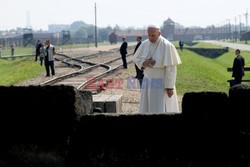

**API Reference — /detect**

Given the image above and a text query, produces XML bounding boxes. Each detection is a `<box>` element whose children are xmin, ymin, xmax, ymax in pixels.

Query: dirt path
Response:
<box><xmin>203</xmin><ymin>40</ymin><xmax>250</xmax><ymax>51</ymax></box>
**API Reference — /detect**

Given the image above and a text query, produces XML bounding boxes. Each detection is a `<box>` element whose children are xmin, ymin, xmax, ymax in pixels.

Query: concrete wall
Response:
<box><xmin>0</xmin><ymin>85</ymin><xmax>250</xmax><ymax>166</ymax></box>
<box><xmin>0</xmin><ymin>85</ymin><xmax>92</xmax><ymax>166</ymax></box>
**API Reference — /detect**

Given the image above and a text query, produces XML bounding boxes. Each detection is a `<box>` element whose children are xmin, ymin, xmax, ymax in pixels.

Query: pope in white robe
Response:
<box><xmin>133</xmin><ymin>25</ymin><xmax>182</xmax><ymax>113</ymax></box>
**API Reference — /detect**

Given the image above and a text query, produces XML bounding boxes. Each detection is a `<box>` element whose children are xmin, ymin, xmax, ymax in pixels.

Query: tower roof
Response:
<box><xmin>164</xmin><ymin>18</ymin><xmax>175</xmax><ymax>24</ymax></box>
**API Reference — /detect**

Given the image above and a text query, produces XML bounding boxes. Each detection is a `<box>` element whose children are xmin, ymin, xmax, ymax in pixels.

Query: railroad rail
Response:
<box><xmin>40</xmin><ymin>51</ymin><xmax>134</xmax><ymax>93</ymax></box>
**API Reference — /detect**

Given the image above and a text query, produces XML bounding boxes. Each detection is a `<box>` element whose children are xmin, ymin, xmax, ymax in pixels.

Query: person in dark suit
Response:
<box><xmin>120</xmin><ymin>37</ymin><xmax>128</xmax><ymax>69</ymax></box>
<box><xmin>134</xmin><ymin>36</ymin><xmax>144</xmax><ymax>87</ymax></box>
<box><xmin>232</xmin><ymin>49</ymin><xmax>245</xmax><ymax>85</ymax></box>
<box><xmin>35</xmin><ymin>40</ymin><xmax>42</xmax><ymax>61</ymax></box>
<box><xmin>179</xmin><ymin>40</ymin><xmax>184</xmax><ymax>51</ymax></box>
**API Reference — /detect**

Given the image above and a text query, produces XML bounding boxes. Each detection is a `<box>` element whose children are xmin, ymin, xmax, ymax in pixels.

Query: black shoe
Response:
<box><xmin>45</xmin><ymin>75</ymin><xmax>50</xmax><ymax>77</ymax></box>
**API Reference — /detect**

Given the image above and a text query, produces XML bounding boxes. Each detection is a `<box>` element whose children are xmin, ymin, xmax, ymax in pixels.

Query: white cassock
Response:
<box><xmin>133</xmin><ymin>35</ymin><xmax>182</xmax><ymax>113</ymax></box>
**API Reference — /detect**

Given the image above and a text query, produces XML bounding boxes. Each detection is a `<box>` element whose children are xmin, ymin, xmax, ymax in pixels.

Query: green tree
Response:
<box><xmin>70</xmin><ymin>21</ymin><xmax>89</xmax><ymax>33</ymax></box>
<box><xmin>98</xmin><ymin>28</ymin><xmax>110</xmax><ymax>42</ymax></box>
<box><xmin>73</xmin><ymin>27</ymin><xmax>88</xmax><ymax>39</ymax></box>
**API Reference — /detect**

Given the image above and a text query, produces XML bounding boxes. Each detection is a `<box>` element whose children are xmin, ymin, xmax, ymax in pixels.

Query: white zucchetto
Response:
<box><xmin>147</xmin><ymin>24</ymin><xmax>160</xmax><ymax>30</ymax></box>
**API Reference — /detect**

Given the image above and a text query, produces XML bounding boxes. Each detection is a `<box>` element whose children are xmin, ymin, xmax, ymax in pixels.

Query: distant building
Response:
<box><xmin>16</xmin><ymin>27</ymin><xmax>24</xmax><ymax>34</ymax></box>
<box><xmin>161</xmin><ymin>18</ymin><xmax>175</xmax><ymax>40</ymax></box>
<box><xmin>48</xmin><ymin>24</ymin><xmax>70</xmax><ymax>33</ymax></box>
<box><xmin>240</xmin><ymin>31</ymin><xmax>250</xmax><ymax>41</ymax></box>
<box><xmin>108</xmin><ymin>18</ymin><xmax>234</xmax><ymax>43</ymax></box>
<box><xmin>109</xmin><ymin>32</ymin><xmax>117</xmax><ymax>44</ymax></box>
<box><xmin>161</xmin><ymin>18</ymin><xmax>232</xmax><ymax>41</ymax></box>
<box><xmin>113</xmin><ymin>29</ymin><xmax>147</xmax><ymax>42</ymax></box>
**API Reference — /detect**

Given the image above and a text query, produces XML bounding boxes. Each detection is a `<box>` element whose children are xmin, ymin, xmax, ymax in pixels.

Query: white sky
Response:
<box><xmin>0</xmin><ymin>0</ymin><xmax>249</xmax><ymax>30</ymax></box>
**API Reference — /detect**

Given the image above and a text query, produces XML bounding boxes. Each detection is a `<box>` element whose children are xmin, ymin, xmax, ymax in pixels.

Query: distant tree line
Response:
<box><xmin>69</xmin><ymin>21</ymin><xmax>116</xmax><ymax>42</ymax></box>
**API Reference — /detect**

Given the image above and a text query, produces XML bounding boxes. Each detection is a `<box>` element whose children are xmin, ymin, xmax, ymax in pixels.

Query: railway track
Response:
<box><xmin>40</xmin><ymin>51</ymin><xmax>134</xmax><ymax>93</ymax></box>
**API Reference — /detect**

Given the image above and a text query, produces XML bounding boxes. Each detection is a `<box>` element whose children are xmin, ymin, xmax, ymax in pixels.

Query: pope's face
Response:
<box><xmin>148</xmin><ymin>28</ymin><xmax>160</xmax><ymax>43</ymax></box>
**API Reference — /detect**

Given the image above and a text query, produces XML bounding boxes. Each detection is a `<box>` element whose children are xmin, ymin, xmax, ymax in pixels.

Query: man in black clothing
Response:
<box><xmin>232</xmin><ymin>49</ymin><xmax>245</xmax><ymax>85</ymax></box>
<box><xmin>120</xmin><ymin>37</ymin><xmax>128</xmax><ymax>69</ymax></box>
<box><xmin>179</xmin><ymin>40</ymin><xmax>184</xmax><ymax>51</ymax></box>
<box><xmin>35</xmin><ymin>40</ymin><xmax>42</xmax><ymax>61</ymax></box>
<box><xmin>134</xmin><ymin>36</ymin><xmax>144</xmax><ymax>87</ymax></box>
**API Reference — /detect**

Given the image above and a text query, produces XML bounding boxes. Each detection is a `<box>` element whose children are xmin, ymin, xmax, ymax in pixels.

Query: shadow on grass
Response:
<box><xmin>186</xmin><ymin>47</ymin><xmax>229</xmax><ymax>58</ymax></box>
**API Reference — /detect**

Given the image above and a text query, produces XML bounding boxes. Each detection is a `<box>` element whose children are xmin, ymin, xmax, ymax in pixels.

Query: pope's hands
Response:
<box><xmin>166</xmin><ymin>89</ymin><xmax>174</xmax><ymax>98</ymax></box>
<box><xmin>142</xmin><ymin>59</ymin><xmax>156</xmax><ymax>68</ymax></box>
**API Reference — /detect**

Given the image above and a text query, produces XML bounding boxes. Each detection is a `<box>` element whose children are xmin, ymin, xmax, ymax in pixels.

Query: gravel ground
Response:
<box><xmin>15</xmin><ymin>44</ymin><xmax>182</xmax><ymax>113</ymax></box>
<box><xmin>16</xmin><ymin>60</ymin><xmax>78</xmax><ymax>86</ymax></box>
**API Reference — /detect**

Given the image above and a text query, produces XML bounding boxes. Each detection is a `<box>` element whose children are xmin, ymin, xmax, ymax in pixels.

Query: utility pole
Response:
<box><xmin>228</xmin><ymin>19</ymin><xmax>232</xmax><ymax>40</ymax></box>
<box><xmin>239</xmin><ymin>15</ymin><xmax>242</xmax><ymax>36</ymax></box>
<box><xmin>220</xmin><ymin>22</ymin><xmax>223</xmax><ymax>40</ymax></box>
<box><xmin>244</xmin><ymin>9</ymin><xmax>248</xmax><ymax>44</ymax></box>
<box><xmin>245</xmin><ymin>9</ymin><xmax>248</xmax><ymax>32</ymax></box>
<box><xmin>95</xmin><ymin>3</ymin><xmax>98</xmax><ymax>48</ymax></box>
<box><xmin>225</xmin><ymin>20</ymin><xmax>228</xmax><ymax>40</ymax></box>
<box><xmin>223</xmin><ymin>21</ymin><xmax>227</xmax><ymax>41</ymax></box>
<box><xmin>235</xmin><ymin>17</ymin><xmax>237</xmax><ymax>41</ymax></box>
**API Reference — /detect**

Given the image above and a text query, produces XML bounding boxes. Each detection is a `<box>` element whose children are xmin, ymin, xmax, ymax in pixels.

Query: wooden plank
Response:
<box><xmin>227</xmin><ymin>80</ymin><xmax>250</xmax><ymax>82</ymax></box>
<box><xmin>227</xmin><ymin>67</ymin><xmax>250</xmax><ymax>72</ymax></box>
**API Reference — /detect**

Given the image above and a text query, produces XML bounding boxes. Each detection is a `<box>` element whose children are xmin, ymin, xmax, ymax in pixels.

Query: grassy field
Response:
<box><xmin>0</xmin><ymin>42</ymin><xmax>109</xmax><ymax>57</ymax></box>
<box><xmin>0</xmin><ymin>47</ymin><xmax>35</xmax><ymax>57</ymax></box>
<box><xmin>192</xmin><ymin>42</ymin><xmax>224</xmax><ymax>48</ymax></box>
<box><xmin>176</xmin><ymin>43</ymin><xmax>250</xmax><ymax>95</ymax></box>
<box><xmin>0</xmin><ymin>56</ymin><xmax>43</xmax><ymax>86</ymax></box>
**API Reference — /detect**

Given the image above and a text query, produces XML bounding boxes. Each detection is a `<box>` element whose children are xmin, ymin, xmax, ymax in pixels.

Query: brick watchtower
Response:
<box><xmin>162</xmin><ymin>18</ymin><xmax>175</xmax><ymax>41</ymax></box>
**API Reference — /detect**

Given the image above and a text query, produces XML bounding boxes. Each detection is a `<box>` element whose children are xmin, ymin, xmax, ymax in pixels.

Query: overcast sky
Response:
<box><xmin>1</xmin><ymin>0</ymin><xmax>249</xmax><ymax>30</ymax></box>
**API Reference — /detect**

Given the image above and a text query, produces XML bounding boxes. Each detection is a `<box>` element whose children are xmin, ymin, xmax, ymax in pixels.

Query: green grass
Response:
<box><xmin>0</xmin><ymin>47</ymin><xmax>34</xmax><ymax>57</ymax></box>
<box><xmin>0</xmin><ymin>42</ymin><xmax>110</xmax><ymax>57</ymax></box>
<box><xmin>192</xmin><ymin>42</ymin><xmax>224</xmax><ymax>48</ymax></box>
<box><xmin>0</xmin><ymin>57</ymin><xmax>44</xmax><ymax>86</ymax></box>
<box><xmin>176</xmin><ymin>46</ymin><xmax>250</xmax><ymax>95</ymax></box>
<box><xmin>172</xmin><ymin>41</ymin><xmax>223</xmax><ymax>48</ymax></box>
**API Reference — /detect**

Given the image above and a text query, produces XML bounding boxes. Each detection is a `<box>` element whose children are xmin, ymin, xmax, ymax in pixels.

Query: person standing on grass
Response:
<box><xmin>44</xmin><ymin>40</ymin><xmax>56</xmax><ymax>77</ymax></box>
<box><xmin>39</xmin><ymin>42</ymin><xmax>46</xmax><ymax>66</ymax></box>
<box><xmin>232</xmin><ymin>49</ymin><xmax>245</xmax><ymax>85</ymax></box>
<box><xmin>10</xmin><ymin>42</ymin><xmax>15</xmax><ymax>57</ymax></box>
<box><xmin>35</xmin><ymin>40</ymin><xmax>42</xmax><ymax>61</ymax></box>
<box><xmin>179</xmin><ymin>40</ymin><xmax>184</xmax><ymax>51</ymax></box>
<box><xmin>133</xmin><ymin>24</ymin><xmax>182</xmax><ymax>113</ymax></box>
